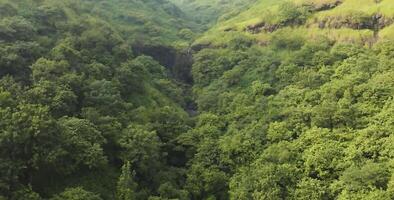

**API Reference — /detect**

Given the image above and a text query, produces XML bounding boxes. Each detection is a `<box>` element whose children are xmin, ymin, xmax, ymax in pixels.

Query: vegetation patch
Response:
<box><xmin>298</xmin><ymin>0</ymin><xmax>343</xmax><ymax>12</ymax></box>
<box><xmin>245</xmin><ymin>2</ymin><xmax>311</xmax><ymax>34</ymax></box>
<box><xmin>315</xmin><ymin>11</ymin><xmax>393</xmax><ymax>30</ymax></box>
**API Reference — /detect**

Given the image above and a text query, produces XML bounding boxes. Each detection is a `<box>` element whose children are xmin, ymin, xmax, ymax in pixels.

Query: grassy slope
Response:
<box><xmin>195</xmin><ymin>0</ymin><xmax>394</xmax><ymax>47</ymax></box>
<box><xmin>169</xmin><ymin>0</ymin><xmax>257</xmax><ymax>30</ymax></box>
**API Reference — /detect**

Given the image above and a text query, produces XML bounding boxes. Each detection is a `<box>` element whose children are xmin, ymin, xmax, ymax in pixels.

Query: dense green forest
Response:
<box><xmin>1</xmin><ymin>0</ymin><xmax>394</xmax><ymax>199</ymax></box>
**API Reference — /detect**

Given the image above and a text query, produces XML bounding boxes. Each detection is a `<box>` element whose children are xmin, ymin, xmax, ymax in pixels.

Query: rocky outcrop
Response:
<box><xmin>317</xmin><ymin>13</ymin><xmax>393</xmax><ymax>31</ymax></box>
<box><xmin>191</xmin><ymin>42</ymin><xmax>212</xmax><ymax>52</ymax></box>
<box><xmin>310</xmin><ymin>0</ymin><xmax>343</xmax><ymax>12</ymax></box>
<box><xmin>224</xmin><ymin>27</ymin><xmax>236</xmax><ymax>32</ymax></box>
<box><xmin>245</xmin><ymin>22</ymin><xmax>281</xmax><ymax>34</ymax></box>
<box><xmin>133</xmin><ymin>43</ymin><xmax>177</xmax><ymax>68</ymax></box>
<box><xmin>132</xmin><ymin>43</ymin><xmax>194</xmax><ymax>84</ymax></box>
<box><xmin>371</xmin><ymin>13</ymin><xmax>393</xmax><ymax>31</ymax></box>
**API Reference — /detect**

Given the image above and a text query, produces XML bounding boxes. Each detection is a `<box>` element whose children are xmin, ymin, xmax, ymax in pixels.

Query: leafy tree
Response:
<box><xmin>117</xmin><ymin>125</ymin><xmax>161</xmax><ymax>184</ymax></box>
<box><xmin>84</xmin><ymin>80</ymin><xmax>127</xmax><ymax>115</ymax></box>
<box><xmin>55</xmin><ymin>117</ymin><xmax>107</xmax><ymax>174</ymax></box>
<box><xmin>0</xmin><ymin>41</ymin><xmax>42</xmax><ymax>79</ymax></box>
<box><xmin>293</xmin><ymin>178</ymin><xmax>328</xmax><ymax>200</ymax></box>
<box><xmin>26</xmin><ymin>81</ymin><xmax>77</xmax><ymax>117</ymax></box>
<box><xmin>115</xmin><ymin>58</ymin><xmax>149</xmax><ymax>96</ymax></box>
<box><xmin>31</xmin><ymin>58</ymin><xmax>70</xmax><ymax>83</ymax></box>
<box><xmin>177</xmin><ymin>28</ymin><xmax>195</xmax><ymax>40</ymax></box>
<box><xmin>116</xmin><ymin>161</ymin><xmax>138</xmax><ymax>200</ymax></box>
<box><xmin>0</xmin><ymin>104</ymin><xmax>58</xmax><ymax>193</ymax></box>
<box><xmin>230</xmin><ymin>163</ymin><xmax>298</xmax><ymax>200</ymax></box>
<box><xmin>0</xmin><ymin>17</ymin><xmax>36</xmax><ymax>41</ymax></box>
<box><xmin>278</xmin><ymin>2</ymin><xmax>310</xmax><ymax>25</ymax></box>
<box><xmin>51</xmin><ymin>187</ymin><xmax>102</xmax><ymax>200</ymax></box>
<box><xmin>11</xmin><ymin>186</ymin><xmax>42</xmax><ymax>200</ymax></box>
<box><xmin>0</xmin><ymin>3</ymin><xmax>17</xmax><ymax>18</ymax></box>
<box><xmin>271</xmin><ymin>29</ymin><xmax>305</xmax><ymax>50</ymax></box>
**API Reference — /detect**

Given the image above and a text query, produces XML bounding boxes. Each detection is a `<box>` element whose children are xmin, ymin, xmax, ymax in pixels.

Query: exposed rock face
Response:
<box><xmin>191</xmin><ymin>42</ymin><xmax>212</xmax><ymax>52</ymax></box>
<box><xmin>224</xmin><ymin>27</ymin><xmax>236</xmax><ymax>32</ymax></box>
<box><xmin>318</xmin><ymin>13</ymin><xmax>393</xmax><ymax>31</ymax></box>
<box><xmin>311</xmin><ymin>0</ymin><xmax>343</xmax><ymax>12</ymax></box>
<box><xmin>372</xmin><ymin>14</ymin><xmax>393</xmax><ymax>30</ymax></box>
<box><xmin>173</xmin><ymin>50</ymin><xmax>194</xmax><ymax>84</ymax></box>
<box><xmin>245</xmin><ymin>22</ymin><xmax>281</xmax><ymax>34</ymax></box>
<box><xmin>133</xmin><ymin>44</ymin><xmax>177</xmax><ymax>68</ymax></box>
<box><xmin>132</xmin><ymin>43</ymin><xmax>193</xmax><ymax>83</ymax></box>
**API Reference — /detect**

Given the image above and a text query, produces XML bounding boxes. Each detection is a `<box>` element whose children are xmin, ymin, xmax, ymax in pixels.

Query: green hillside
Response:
<box><xmin>1</xmin><ymin>0</ymin><xmax>394</xmax><ymax>199</ymax></box>
<box><xmin>170</xmin><ymin>0</ymin><xmax>257</xmax><ymax>29</ymax></box>
<box><xmin>4</xmin><ymin>0</ymin><xmax>201</xmax><ymax>44</ymax></box>
<box><xmin>0</xmin><ymin>0</ymin><xmax>195</xmax><ymax>199</ymax></box>
<box><xmin>187</xmin><ymin>0</ymin><xmax>394</xmax><ymax>199</ymax></box>
<box><xmin>196</xmin><ymin>0</ymin><xmax>394</xmax><ymax>46</ymax></box>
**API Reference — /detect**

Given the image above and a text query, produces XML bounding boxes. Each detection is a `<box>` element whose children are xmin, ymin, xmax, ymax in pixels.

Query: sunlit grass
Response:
<box><xmin>379</xmin><ymin>24</ymin><xmax>394</xmax><ymax>40</ymax></box>
<box><xmin>194</xmin><ymin>0</ymin><xmax>394</xmax><ymax>48</ymax></box>
<box><xmin>314</xmin><ymin>0</ymin><xmax>394</xmax><ymax>20</ymax></box>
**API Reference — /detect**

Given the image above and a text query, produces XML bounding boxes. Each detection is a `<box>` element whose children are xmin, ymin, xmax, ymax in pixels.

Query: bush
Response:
<box><xmin>271</xmin><ymin>29</ymin><xmax>305</xmax><ymax>50</ymax></box>
<box><xmin>51</xmin><ymin>187</ymin><xmax>102</xmax><ymax>200</ymax></box>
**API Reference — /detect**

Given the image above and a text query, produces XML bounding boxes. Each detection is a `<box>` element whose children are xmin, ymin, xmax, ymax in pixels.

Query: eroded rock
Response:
<box><xmin>245</xmin><ymin>22</ymin><xmax>281</xmax><ymax>34</ymax></box>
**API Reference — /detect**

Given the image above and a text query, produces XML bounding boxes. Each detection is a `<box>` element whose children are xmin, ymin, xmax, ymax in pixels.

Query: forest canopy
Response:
<box><xmin>1</xmin><ymin>0</ymin><xmax>394</xmax><ymax>200</ymax></box>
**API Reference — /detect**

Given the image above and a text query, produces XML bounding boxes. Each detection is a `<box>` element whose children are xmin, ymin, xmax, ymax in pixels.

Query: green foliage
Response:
<box><xmin>0</xmin><ymin>103</ymin><xmax>58</xmax><ymax>194</ymax></box>
<box><xmin>188</xmin><ymin>29</ymin><xmax>394</xmax><ymax>200</ymax></box>
<box><xmin>293</xmin><ymin>178</ymin><xmax>327</xmax><ymax>200</ymax></box>
<box><xmin>116</xmin><ymin>162</ymin><xmax>138</xmax><ymax>200</ymax></box>
<box><xmin>51</xmin><ymin>187</ymin><xmax>102</xmax><ymax>200</ymax></box>
<box><xmin>0</xmin><ymin>0</ymin><xmax>194</xmax><ymax>199</ymax></box>
<box><xmin>118</xmin><ymin>125</ymin><xmax>161</xmax><ymax>173</ymax></box>
<box><xmin>2</xmin><ymin>0</ymin><xmax>394</xmax><ymax>200</ymax></box>
<box><xmin>11</xmin><ymin>186</ymin><xmax>42</xmax><ymax>200</ymax></box>
<box><xmin>170</xmin><ymin>0</ymin><xmax>256</xmax><ymax>29</ymax></box>
<box><xmin>278</xmin><ymin>2</ymin><xmax>310</xmax><ymax>26</ymax></box>
<box><xmin>178</xmin><ymin>28</ymin><xmax>195</xmax><ymax>40</ymax></box>
<box><xmin>271</xmin><ymin>28</ymin><xmax>305</xmax><ymax>50</ymax></box>
<box><xmin>56</xmin><ymin>117</ymin><xmax>107</xmax><ymax>174</ymax></box>
<box><xmin>0</xmin><ymin>3</ymin><xmax>16</xmax><ymax>17</ymax></box>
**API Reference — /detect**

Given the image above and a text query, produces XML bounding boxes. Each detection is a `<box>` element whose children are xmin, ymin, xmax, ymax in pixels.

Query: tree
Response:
<box><xmin>55</xmin><ymin>117</ymin><xmax>107</xmax><ymax>174</ymax></box>
<box><xmin>116</xmin><ymin>161</ymin><xmax>138</xmax><ymax>200</ymax></box>
<box><xmin>186</xmin><ymin>164</ymin><xmax>229</xmax><ymax>200</ymax></box>
<box><xmin>279</xmin><ymin>2</ymin><xmax>309</xmax><ymax>25</ymax></box>
<box><xmin>271</xmin><ymin>29</ymin><xmax>305</xmax><ymax>50</ymax></box>
<box><xmin>11</xmin><ymin>186</ymin><xmax>42</xmax><ymax>200</ymax></box>
<box><xmin>115</xmin><ymin>59</ymin><xmax>149</xmax><ymax>96</ymax></box>
<box><xmin>0</xmin><ymin>16</ymin><xmax>36</xmax><ymax>41</ymax></box>
<box><xmin>26</xmin><ymin>80</ymin><xmax>77</xmax><ymax>117</ymax></box>
<box><xmin>31</xmin><ymin>58</ymin><xmax>70</xmax><ymax>83</ymax></box>
<box><xmin>177</xmin><ymin>28</ymin><xmax>195</xmax><ymax>40</ymax></box>
<box><xmin>0</xmin><ymin>41</ymin><xmax>42</xmax><ymax>79</ymax></box>
<box><xmin>118</xmin><ymin>125</ymin><xmax>161</xmax><ymax>185</ymax></box>
<box><xmin>0</xmin><ymin>104</ymin><xmax>58</xmax><ymax>193</ymax></box>
<box><xmin>293</xmin><ymin>178</ymin><xmax>328</xmax><ymax>200</ymax></box>
<box><xmin>230</xmin><ymin>163</ymin><xmax>298</xmax><ymax>200</ymax></box>
<box><xmin>84</xmin><ymin>80</ymin><xmax>127</xmax><ymax>115</ymax></box>
<box><xmin>51</xmin><ymin>187</ymin><xmax>102</xmax><ymax>200</ymax></box>
<box><xmin>0</xmin><ymin>3</ymin><xmax>17</xmax><ymax>18</ymax></box>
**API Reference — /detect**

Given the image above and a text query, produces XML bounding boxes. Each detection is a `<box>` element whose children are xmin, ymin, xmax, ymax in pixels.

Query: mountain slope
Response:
<box><xmin>195</xmin><ymin>0</ymin><xmax>394</xmax><ymax>47</ymax></box>
<box><xmin>183</xmin><ymin>0</ymin><xmax>394</xmax><ymax>199</ymax></box>
<box><xmin>0</xmin><ymin>0</ymin><xmax>202</xmax><ymax>43</ymax></box>
<box><xmin>1</xmin><ymin>0</ymin><xmax>394</xmax><ymax>199</ymax></box>
<box><xmin>0</xmin><ymin>0</ymin><xmax>197</xmax><ymax>199</ymax></box>
<box><xmin>170</xmin><ymin>0</ymin><xmax>257</xmax><ymax>30</ymax></box>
